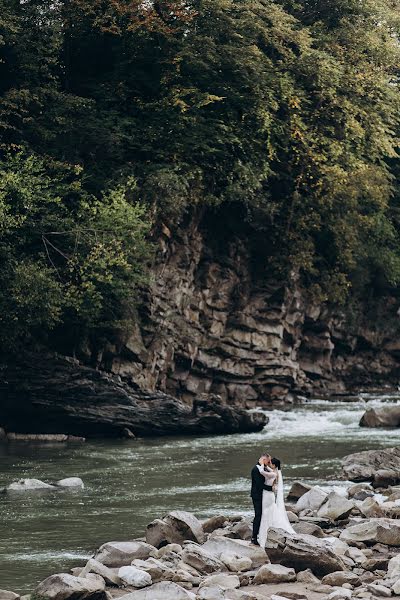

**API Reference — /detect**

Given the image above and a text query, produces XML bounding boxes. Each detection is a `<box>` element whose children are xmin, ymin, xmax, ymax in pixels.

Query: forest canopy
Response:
<box><xmin>1</xmin><ymin>0</ymin><xmax>400</xmax><ymax>349</ymax></box>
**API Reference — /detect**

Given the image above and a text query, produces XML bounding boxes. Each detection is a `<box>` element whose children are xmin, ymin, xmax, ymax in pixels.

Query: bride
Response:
<box><xmin>257</xmin><ymin>457</ymin><xmax>295</xmax><ymax>548</ymax></box>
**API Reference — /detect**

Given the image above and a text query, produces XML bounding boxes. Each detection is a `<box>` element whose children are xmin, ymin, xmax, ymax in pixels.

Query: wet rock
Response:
<box><xmin>7</xmin><ymin>478</ymin><xmax>55</xmax><ymax>491</ymax></box>
<box><xmin>295</xmin><ymin>486</ymin><xmax>328</xmax><ymax>512</ymax></box>
<box><xmin>118</xmin><ymin>566</ymin><xmax>152</xmax><ymax>588</ymax></box>
<box><xmin>94</xmin><ymin>541</ymin><xmax>155</xmax><ymax>567</ymax></box>
<box><xmin>287</xmin><ymin>482</ymin><xmax>312</xmax><ymax>501</ymax></box>
<box><xmin>342</xmin><ymin>447</ymin><xmax>400</xmax><ymax>486</ymax></box>
<box><xmin>56</xmin><ymin>478</ymin><xmax>84</xmax><ymax>489</ymax></box>
<box><xmin>360</xmin><ymin>406</ymin><xmax>400</xmax><ymax>428</ymax></box>
<box><xmin>266</xmin><ymin>529</ymin><xmax>345</xmax><ymax>576</ymax></box>
<box><xmin>340</xmin><ymin>518</ymin><xmax>400</xmax><ymax>546</ymax></box>
<box><xmin>119</xmin><ymin>581</ymin><xmax>196</xmax><ymax>599</ymax></box>
<box><xmin>322</xmin><ymin>571</ymin><xmax>360</xmax><ymax>586</ymax></box>
<box><xmin>317</xmin><ymin>492</ymin><xmax>354</xmax><ymax>521</ymax></box>
<box><xmin>181</xmin><ymin>543</ymin><xmax>225</xmax><ymax>574</ymax></box>
<box><xmin>199</xmin><ymin>573</ymin><xmax>240</xmax><ymax>590</ymax></box>
<box><xmin>203</xmin><ymin>536</ymin><xmax>268</xmax><ymax>569</ymax></box>
<box><xmin>253</xmin><ymin>564</ymin><xmax>296</xmax><ymax>584</ymax></box>
<box><xmin>79</xmin><ymin>559</ymin><xmax>121</xmax><ymax>586</ymax></box>
<box><xmin>220</xmin><ymin>553</ymin><xmax>252</xmax><ymax>572</ymax></box>
<box><xmin>35</xmin><ymin>574</ymin><xmax>106</xmax><ymax>600</ymax></box>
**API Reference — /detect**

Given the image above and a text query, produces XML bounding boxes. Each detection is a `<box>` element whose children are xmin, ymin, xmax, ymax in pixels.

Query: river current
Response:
<box><xmin>1</xmin><ymin>393</ymin><xmax>400</xmax><ymax>592</ymax></box>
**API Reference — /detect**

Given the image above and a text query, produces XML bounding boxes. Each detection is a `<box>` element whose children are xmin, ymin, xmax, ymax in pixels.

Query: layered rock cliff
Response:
<box><xmin>2</xmin><ymin>205</ymin><xmax>400</xmax><ymax>437</ymax></box>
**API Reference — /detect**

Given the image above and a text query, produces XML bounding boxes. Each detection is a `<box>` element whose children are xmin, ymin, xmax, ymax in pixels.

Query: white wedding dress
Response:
<box><xmin>258</xmin><ymin>468</ymin><xmax>295</xmax><ymax>548</ymax></box>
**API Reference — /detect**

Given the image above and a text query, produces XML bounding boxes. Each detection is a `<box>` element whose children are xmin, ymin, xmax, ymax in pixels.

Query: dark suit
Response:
<box><xmin>250</xmin><ymin>464</ymin><xmax>271</xmax><ymax>540</ymax></box>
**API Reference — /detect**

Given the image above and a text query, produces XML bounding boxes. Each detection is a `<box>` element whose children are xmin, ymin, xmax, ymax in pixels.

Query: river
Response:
<box><xmin>1</xmin><ymin>393</ymin><xmax>400</xmax><ymax>593</ymax></box>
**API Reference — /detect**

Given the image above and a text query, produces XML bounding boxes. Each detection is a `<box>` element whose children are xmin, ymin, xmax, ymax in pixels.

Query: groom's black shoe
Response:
<box><xmin>251</xmin><ymin>538</ymin><xmax>260</xmax><ymax>546</ymax></box>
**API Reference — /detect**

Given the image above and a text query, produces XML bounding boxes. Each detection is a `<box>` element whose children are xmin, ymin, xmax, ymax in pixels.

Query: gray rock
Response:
<box><xmin>0</xmin><ymin>592</ymin><xmax>20</xmax><ymax>600</ymax></box>
<box><xmin>287</xmin><ymin>482</ymin><xmax>312</xmax><ymax>501</ymax></box>
<box><xmin>360</xmin><ymin>406</ymin><xmax>400</xmax><ymax>428</ymax></box>
<box><xmin>296</xmin><ymin>569</ymin><xmax>320</xmax><ymax>584</ymax></box>
<box><xmin>118</xmin><ymin>566</ymin><xmax>152</xmax><ymax>588</ymax></box>
<box><xmin>295</xmin><ymin>486</ymin><xmax>328</xmax><ymax>512</ymax></box>
<box><xmin>317</xmin><ymin>492</ymin><xmax>354</xmax><ymax>521</ymax></box>
<box><xmin>56</xmin><ymin>478</ymin><xmax>84</xmax><ymax>489</ymax></box>
<box><xmin>253</xmin><ymin>564</ymin><xmax>296</xmax><ymax>584</ymax></box>
<box><xmin>340</xmin><ymin>518</ymin><xmax>400</xmax><ymax>546</ymax></box>
<box><xmin>94</xmin><ymin>541</ymin><xmax>155</xmax><ymax>567</ymax></box>
<box><xmin>118</xmin><ymin>581</ymin><xmax>196</xmax><ymax>599</ymax></box>
<box><xmin>197</xmin><ymin>586</ymin><xmax>225</xmax><ymax>600</ymax></box>
<box><xmin>292</xmin><ymin>521</ymin><xmax>325</xmax><ymax>538</ymax></box>
<box><xmin>322</xmin><ymin>571</ymin><xmax>360</xmax><ymax>586</ymax></box>
<box><xmin>388</xmin><ymin>554</ymin><xmax>400</xmax><ymax>579</ymax></box>
<box><xmin>327</xmin><ymin>590</ymin><xmax>352</xmax><ymax>600</ymax></box>
<box><xmin>366</xmin><ymin>583</ymin><xmax>392</xmax><ymax>597</ymax></box>
<box><xmin>202</xmin><ymin>516</ymin><xmax>228</xmax><ymax>534</ymax></box>
<box><xmin>7</xmin><ymin>478</ymin><xmax>55</xmax><ymax>491</ymax></box>
<box><xmin>220</xmin><ymin>553</ymin><xmax>252</xmax><ymax>572</ymax></box>
<box><xmin>79</xmin><ymin>559</ymin><xmax>121</xmax><ymax>586</ymax></box>
<box><xmin>342</xmin><ymin>448</ymin><xmax>400</xmax><ymax>486</ymax></box>
<box><xmin>146</xmin><ymin>511</ymin><xmax>204</xmax><ymax>547</ymax></box>
<box><xmin>203</xmin><ymin>536</ymin><xmax>268</xmax><ymax>569</ymax></box>
<box><xmin>35</xmin><ymin>574</ymin><xmax>106</xmax><ymax>600</ymax></box>
<box><xmin>199</xmin><ymin>574</ymin><xmax>240</xmax><ymax>590</ymax></box>
<box><xmin>181</xmin><ymin>543</ymin><xmax>225</xmax><ymax>574</ymax></box>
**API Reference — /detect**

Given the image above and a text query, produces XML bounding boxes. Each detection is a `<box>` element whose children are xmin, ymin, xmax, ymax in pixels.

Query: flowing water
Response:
<box><xmin>1</xmin><ymin>393</ymin><xmax>400</xmax><ymax>592</ymax></box>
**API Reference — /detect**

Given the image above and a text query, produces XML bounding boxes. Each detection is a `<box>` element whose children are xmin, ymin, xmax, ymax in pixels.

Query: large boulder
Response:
<box><xmin>360</xmin><ymin>406</ymin><xmax>400</xmax><ymax>428</ymax></box>
<box><xmin>35</xmin><ymin>574</ymin><xmax>105</xmax><ymax>600</ymax></box>
<box><xmin>295</xmin><ymin>487</ymin><xmax>328</xmax><ymax>513</ymax></box>
<box><xmin>266</xmin><ymin>529</ymin><xmax>346</xmax><ymax>576</ymax></box>
<box><xmin>287</xmin><ymin>482</ymin><xmax>312</xmax><ymax>501</ymax></box>
<box><xmin>146</xmin><ymin>511</ymin><xmax>204</xmax><ymax>547</ymax></box>
<box><xmin>7</xmin><ymin>478</ymin><xmax>55</xmax><ymax>491</ymax></box>
<box><xmin>317</xmin><ymin>492</ymin><xmax>354</xmax><ymax>521</ymax></box>
<box><xmin>341</xmin><ymin>447</ymin><xmax>400</xmax><ymax>486</ymax></box>
<box><xmin>181</xmin><ymin>543</ymin><xmax>225</xmax><ymax>574</ymax></box>
<box><xmin>94</xmin><ymin>541</ymin><xmax>154</xmax><ymax>567</ymax></box>
<box><xmin>220</xmin><ymin>553</ymin><xmax>252</xmax><ymax>572</ymax></box>
<box><xmin>119</xmin><ymin>581</ymin><xmax>196</xmax><ymax>599</ymax></box>
<box><xmin>203</xmin><ymin>536</ymin><xmax>268</xmax><ymax>569</ymax></box>
<box><xmin>339</xmin><ymin>518</ymin><xmax>400</xmax><ymax>546</ymax></box>
<box><xmin>253</xmin><ymin>564</ymin><xmax>296</xmax><ymax>584</ymax></box>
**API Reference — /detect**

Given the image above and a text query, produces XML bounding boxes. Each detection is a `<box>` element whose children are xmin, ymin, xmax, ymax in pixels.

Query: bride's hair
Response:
<box><xmin>271</xmin><ymin>457</ymin><xmax>281</xmax><ymax>470</ymax></box>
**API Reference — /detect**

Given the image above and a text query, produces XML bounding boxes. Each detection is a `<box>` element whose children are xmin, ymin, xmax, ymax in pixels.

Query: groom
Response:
<box><xmin>250</xmin><ymin>452</ymin><xmax>272</xmax><ymax>545</ymax></box>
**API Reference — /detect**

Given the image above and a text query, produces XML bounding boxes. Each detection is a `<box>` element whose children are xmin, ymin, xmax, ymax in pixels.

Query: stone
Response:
<box><xmin>56</xmin><ymin>477</ymin><xmax>84</xmax><ymax>489</ymax></box>
<box><xmin>296</xmin><ymin>569</ymin><xmax>320</xmax><ymax>584</ymax></box>
<box><xmin>79</xmin><ymin>559</ymin><xmax>121</xmax><ymax>586</ymax></box>
<box><xmin>322</xmin><ymin>571</ymin><xmax>360</xmax><ymax>586</ymax></box>
<box><xmin>130</xmin><ymin>557</ymin><xmax>173</xmax><ymax>582</ymax></box>
<box><xmin>35</xmin><ymin>574</ymin><xmax>106</xmax><ymax>600</ymax></box>
<box><xmin>359</xmin><ymin>497</ymin><xmax>383</xmax><ymax>518</ymax></box>
<box><xmin>327</xmin><ymin>590</ymin><xmax>352</xmax><ymax>600</ymax></box>
<box><xmin>342</xmin><ymin>448</ymin><xmax>400</xmax><ymax>487</ymax></box>
<box><xmin>374</xmin><ymin>470</ymin><xmax>399</xmax><ymax>488</ymax></box>
<box><xmin>388</xmin><ymin>554</ymin><xmax>400</xmax><ymax>579</ymax></box>
<box><xmin>118</xmin><ymin>566</ymin><xmax>152</xmax><ymax>588</ymax></box>
<box><xmin>228</xmin><ymin>519</ymin><xmax>252</xmax><ymax>541</ymax></box>
<box><xmin>392</xmin><ymin>579</ymin><xmax>400</xmax><ymax>594</ymax></box>
<box><xmin>199</xmin><ymin>574</ymin><xmax>240</xmax><ymax>590</ymax></box>
<box><xmin>361</xmin><ymin>556</ymin><xmax>389</xmax><ymax>571</ymax></box>
<box><xmin>203</xmin><ymin>536</ymin><xmax>268</xmax><ymax>569</ymax></box>
<box><xmin>197</xmin><ymin>586</ymin><xmax>225</xmax><ymax>600</ymax></box>
<box><xmin>295</xmin><ymin>486</ymin><xmax>328</xmax><ymax>512</ymax></box>
<box><xmin>292</xmin><ymin>521</ymin><xmax>325</xmax><ymax>538</ymax></box>
<box><xmin>253</xmin><ymin>564</ymin><xmax>296</xmax><ymax>584</ymax></box>
<box><xmin>94</xmin><ymin>541</ymin><xmax>155</xmax><ymax>567</ymax></box>
<box><xmin>202</xmin><ymin>516</ymin><xmax>228</xmax><ymax>534</ymax></box>
<box><xmin>146</xmin><ymin>511</ymin><xmax>204</xmax><ymax>547</ymax></box>
<box><xmin>181</xmin><ymin>543</ymin><xmax>225</xmax><ymax>574</ymax></box>
<box><xmin>157</xmin><ymin>543</ymin><xmax>182</xmax><ymax>557</ymax></box>
<box><xmin>340</xmin><ymin>518</ymin><xmax>400</xmax><ymax>546</ymax></box>
<box><xmin>360</xmin><ymin>406</ymin><xmax>400</xmax><ymax>428</ymax></box>
<box><xmin>0</xmin><ymin>592</ymin><xmax>20</xmax><ymax>600</ymax></box>
<box><xmin>317</xmin><ymin>492</ymin><xmax>354</xmax><ymax>521</ymax></box>
<box><xmin>287</xmin><ymin>511</ymin><xmax>299</xmax><ymax>523</ymax></box>
<box><xmin>366</xmin><ymin>583</ymin><xmax>392</xmax><ymax>597</ymax></box>
<box><xmin>266</xmin><ymin>529</ymin><xmax>345</xmax><ymax>576</ymax></box>
<box><xmin>7</xmin><ymin>478</ymin><xmax>55</xmax><ymax>491</ymax></box>
<box><xmin>287</xmin><ymin>482</ymin><xmax>312</xmax><ymax>501</ymax></box>
<box><xmin>346</xmin><ymin>547</ymin><xmax>367</xmax><ymax>564</ymax></box>
<box><xmin>325</xmin><ymin>537</ymin><xmax>350</xmax><ymax>558</ymax></box>
<box><xmin>220</xmin><ymin>553</ymin><xmax>252</xmax><ymax>572</ymax></box>
<box><xmin>118</xmin><ymin>581</ymin><xmax>196</xmax><ymax>599</ymax></box>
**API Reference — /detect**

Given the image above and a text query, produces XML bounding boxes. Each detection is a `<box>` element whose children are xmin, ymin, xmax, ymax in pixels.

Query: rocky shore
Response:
<box><xmin>0</xmin><ymin>354</ymin><xmax>267</xmax><ymax>438</ymax></box>
<box><xmin>4</xmin><ymin>447</ymin><xmax>400</xmax><ymax>600</ymax></box>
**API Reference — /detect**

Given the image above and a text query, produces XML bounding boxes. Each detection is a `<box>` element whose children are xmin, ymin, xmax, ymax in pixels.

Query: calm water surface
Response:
<box><xmin>1</xmin><ymin>394</ymin><xmax>400</xmax><ymax>592</ymax></box>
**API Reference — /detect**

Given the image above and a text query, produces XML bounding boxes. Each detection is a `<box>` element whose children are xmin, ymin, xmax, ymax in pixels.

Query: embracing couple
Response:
<box><xmin>251</xmin><ymin>452</ymin><xmax>295</xmax><ymax>547</ymax></box>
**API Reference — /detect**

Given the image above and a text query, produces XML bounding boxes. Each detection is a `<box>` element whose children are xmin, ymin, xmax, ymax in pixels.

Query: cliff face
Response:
<box><xmin>91</xmin><ymin>207</ymin><xmax>400</xmax><ymax>406</ymax></box>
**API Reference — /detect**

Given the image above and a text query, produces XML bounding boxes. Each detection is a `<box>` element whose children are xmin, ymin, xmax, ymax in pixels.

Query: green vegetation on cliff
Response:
<box><xmin>1</xmin><ymin>0</ymin><xmax>400</xmax><ymax>348</ymax></box>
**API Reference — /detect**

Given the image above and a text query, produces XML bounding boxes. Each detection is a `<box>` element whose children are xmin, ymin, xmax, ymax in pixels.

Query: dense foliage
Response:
<box><xmin>1</xmin><ymin>0</ymin><xmax>400</xmax><ymax>349</ymax></box>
